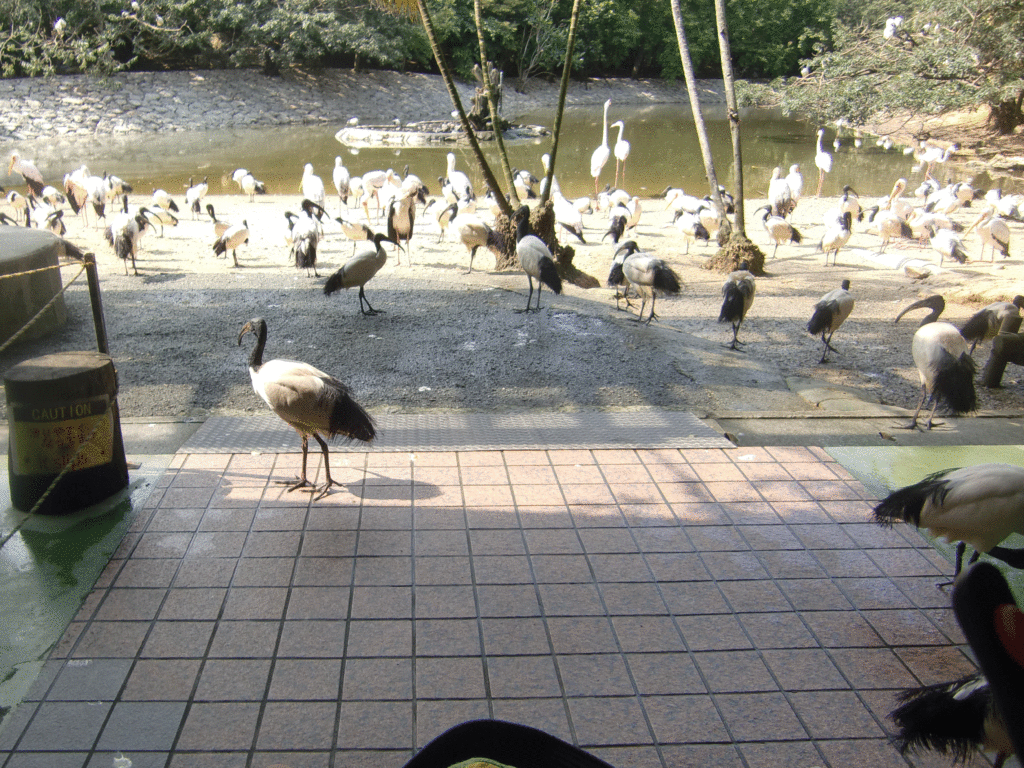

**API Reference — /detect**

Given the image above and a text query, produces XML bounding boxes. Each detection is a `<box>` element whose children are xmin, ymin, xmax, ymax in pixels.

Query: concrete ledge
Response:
<box><xmin>0</xmin><ymin>229</ymin><xmax>67</xmax><ymax>344</ymax></box>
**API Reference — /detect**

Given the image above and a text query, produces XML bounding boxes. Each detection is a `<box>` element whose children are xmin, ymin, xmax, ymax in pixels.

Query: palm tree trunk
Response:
<box><xmin>473</xmin><ymin>0</ymin><xmax>518</xmax><ymax>206</ymax></box>
<box><xmin>414</xmin><ymin>0</ymin><xmax>513</xmax><ymax>218</ymax></box>
<box><xmin>714</xmin><ymin>0</ymin><xmax>745</xmax><ymax>237</ymax></box>
<box><xmin>540</xmin><ymin>0</ymin><xmax>583</xmax><ymax>206</ymax></box>
<box><xmin>668</xmin><ymin>0</ymin><xmax>725</xmax><ymax>215</ymax></box>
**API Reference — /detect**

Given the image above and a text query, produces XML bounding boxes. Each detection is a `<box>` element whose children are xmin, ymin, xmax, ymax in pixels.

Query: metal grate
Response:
<box><xmin>180</xmin><ymin>410</ymin><xmax>731</xmax><ymax>453</ymax></box>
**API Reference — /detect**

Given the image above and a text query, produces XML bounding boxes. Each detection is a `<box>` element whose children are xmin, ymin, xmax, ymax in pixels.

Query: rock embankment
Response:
<box><xmin>0</xmin><ymin>68</ymin><xmax>724</xmax><ymax>140</ymax></box>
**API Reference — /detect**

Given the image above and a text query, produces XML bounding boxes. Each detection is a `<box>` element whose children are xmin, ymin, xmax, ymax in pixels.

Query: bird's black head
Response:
<box><xmin>1013</xmin><ymin>295</ymin><xmax>1024</xmax><ymax>310</ymax></box>
<box><xmin>841</xmin><ymin>279</ymin><xmax>851</xmax><ymax>291</ymax></box>
<box><xmin>738</xmin><ymin>260</ymin><xmax>750</xmax><ymax>271</ymax></box>
<box><xmin>842</xmin><ymin>185</ymin><xmax>858</xmax><ymax>197</ymax></box>
<box><xmin>237</xmin><ymin>317</ymin><xmax>266</xmax><ymax>346</ymax></box>
<box><xmin>614</xmin><ymin>241</ymin><xmax>640</xmax><ymax>258</ymax></box>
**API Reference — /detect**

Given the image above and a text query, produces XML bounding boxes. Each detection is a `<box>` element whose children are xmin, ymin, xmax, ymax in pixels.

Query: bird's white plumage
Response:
<box><xmin>590</xmin><ymin>100</ymin><xmax>612</xmax><ymax>193</ymax></box>
<box><xmin>301</xmin><ymin>163</ymin><xmax>326</xmax><ymax>207</ymax></box>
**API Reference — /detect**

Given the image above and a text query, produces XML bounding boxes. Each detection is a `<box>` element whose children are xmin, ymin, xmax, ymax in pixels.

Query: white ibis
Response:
<box><xmin>895</xmin><ymin>294</ymin><xmax>945</xmax><ymax>326</ymax></box>
<box><xmin>184</xmin><ymin>176</ymin><xmax>208</xmax><ymax>219</ymax></box>
<box><xmin>514</xmin><ymin>206</ymin><xmax>562</xmax><ymax>313</ymax></box>
<box><xmin>300</xmin><ymin>163</ymin><xmax>326</xmax><ymax>208</ymax></box>
<box><xmin>512</xmin><ymin>168</ymin><xmax>538</xmax><ymax>201</ymax></box>
<box><xmin>104</xmin><ymin>199</ymin><xmax>156</xmax><ymax>276</ymax></box>
<box><xmin>863</xmin><ymin>205</ymin><xmax>914</xmax><ymax>252</ymax></box>
<box><xmin>232</xmin><ymin>168</ymin><xmax>266</xmax><ymax>201</ymax></box>
<box><xmin>719</xmin><ymin>261</ymin><xmax>756</xmax><ymax>350</ymax></box>
<box><xmin>590</xmin><ymin>99</ymin><xmax>612</xmax><ymax>196</ymax></box>
<box><xmin>814</xmin><ymin>128</ymin><xmax>832</xmax><ymax>196</ymax></box>
<box><xmin>553</xmin><ymin>191</ymin><xmax>585</xmax><ymax>244</ymax></box>
<box><xmin>213</xmin><ymin>219</ymin><xmax>249</xmax><ymax>267</ymax></box>
<box><xmin>902</xmin><ymin>321</ymin><xmax>977</xmax><ymax>430</ymax></box>
<box><xmin>323</xmin><ymin>232</ymin><xmax>400</xmax><ymax>315</ymax></box>
<box><xmin>756</xmin><ymin>205</ymin><xmax>801</xmax><ymax>257</ymax></box>
<box><xmin>286</xmin><ymin>199</ymin><xmax>326</xmax><ymax>277</ymax></box>
<box><xmin>606</xmin><ymin>240</ymin><xmax>681</xmax><ymax>325</ymax></box>
<box><xmin>206</xmin><ymin>203</ymin><xmax>230</xmax><ymax>238</ymax></box>
<box><xmin>873</xmin><ymin>463</ymin><xmax>1024</xmax><ymax>577</ymax></box>
<box><xmin>767</xmin><ymin>167</ymin><xmax>793</xmax><ymax>218</ymax></box>
<box><xmin>611</xmin><ymin>120</ymin><xmax>630</xmax><ymax>189</ymax></box>
<box><xmin>151</xmin><ymin>189</ymin><xmax>178</xmax><ymax>213</ymax></box>
<box><xmin>927</xmin><ymin>225</ymin><xmax>968</xmax><ymax>265</ymax></box>
<box><xmin>673</xmin><ymin>210</ymin><xmax>710</xmax><ymax>254</ymax></box>
<box><xmin>959</xmin><ymin>297</ymin><xmax>1024</xmax><ymax>354</ymax></box>
<box><xmin>819</xmin><ymin>211</ymin><xmax>852</xmax><ymax>266</ymax></box>
<box><xmin>807</xmin><ymin>279</ymin><xmax>854</xmax><ymax>363</ymax></box>
<box><xmin>237</xmin><ymin>318</ymin><xmax>375</xmax><ymax>499</ymax></box>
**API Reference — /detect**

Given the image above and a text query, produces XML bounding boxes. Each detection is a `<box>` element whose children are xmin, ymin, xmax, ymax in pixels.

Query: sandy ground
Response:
<box><xmin>3</xmin><ymin>185</ymin><xmax>1024</xmax><ymax>425</ymax></box>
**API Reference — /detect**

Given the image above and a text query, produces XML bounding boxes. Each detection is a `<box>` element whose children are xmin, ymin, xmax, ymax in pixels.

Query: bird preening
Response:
<box><xmin>238</xmin><ymin>318</ymin><xmax>375</xmax><ymax>499</ymax></box>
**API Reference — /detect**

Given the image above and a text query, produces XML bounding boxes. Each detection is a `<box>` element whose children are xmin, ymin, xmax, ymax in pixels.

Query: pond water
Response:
<box><xmin>5</xmin><ymin>104</ymin><xmax>1004</xmax><ymax>202</ymax></box>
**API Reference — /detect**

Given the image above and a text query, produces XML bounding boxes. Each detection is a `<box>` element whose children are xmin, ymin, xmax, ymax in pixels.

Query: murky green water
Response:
<box><xmin>5</xmin><ymin>104</ymin><xmax>1014</xmax><ymax>203</ymax></box>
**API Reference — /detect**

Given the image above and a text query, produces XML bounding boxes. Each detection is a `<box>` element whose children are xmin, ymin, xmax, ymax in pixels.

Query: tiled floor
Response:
<box><xmin>0</xmin><ymin>445</ymin><xmax>999</xmax><ymax>768</ymax></box>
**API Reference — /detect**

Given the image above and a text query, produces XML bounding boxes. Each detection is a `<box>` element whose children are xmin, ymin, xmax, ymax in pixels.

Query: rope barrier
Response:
<box><xmin>0</xmin><ymin>262</ymin><xmax>68</xmax><ymax>281</ymax></box>
<box><xmin>0</xmin><ymin>262</ymin><xmax>85</xmax><ymax>356</ymax></box>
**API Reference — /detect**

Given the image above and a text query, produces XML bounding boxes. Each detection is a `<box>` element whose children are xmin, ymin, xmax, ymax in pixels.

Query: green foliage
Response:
<box><xmin>0</xmin><ymin>0</ymin><xmax>835</xmax><ymax>82</ymax></box>
<box><xmin>774</xmin><ymin>0</ymin><xmax>1024</xmax><ymax>133</ymax></box>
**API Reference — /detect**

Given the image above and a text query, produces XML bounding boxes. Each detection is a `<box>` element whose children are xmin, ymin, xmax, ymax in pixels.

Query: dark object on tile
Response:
<box><xmin>404</xmin><ymin>719</ymin><xmax>615</xmax><ymax>768</ymax></box>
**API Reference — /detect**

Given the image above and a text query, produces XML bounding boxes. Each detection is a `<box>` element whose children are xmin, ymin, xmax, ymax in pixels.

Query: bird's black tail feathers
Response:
<box><xmin>694</xmin><ymin>223</ymin><xmax>711</xmax><ymax>243</ymax></box>
<box><xmin>321</xmin><ymin>385</ymin><xmax>376</xmax><ymax>443</ymax></box>
<box><xmin>872</xmin><ymin>468</ymin><xmax>954</xmax><ymax>528</ymax></box>
<box><xmin>293</xmin><ymin>240</ymin><xmax>317</xmax><ymax>271</ymax></box>
<box><xmin>604</xmin><ymin>215</ymin><xmax>626</xmax><ymax>244</ymax></box>
<box><xmin>889</xmin><ymin>674</ymin><xmax>990</xmax><ymax>763</ymax></box>
<box><xmin>933</xmin><ymin>348</ymin><xmax>978</xmax><ymax>414</ymax></box>
<box><xmin>653</xmin><ymin>265</ymin><xmax>681</xmax><ymax>294</ymax></box>
<box><xmin>486</xmin><ymin>227</ymin><xmax>506</xmax><ymax>255</ymax></box>
<box><xmin>192</xmin><ymin>198</ymin><xmax>201</xmax><ymax>214</ymax></box>
<box><xmin>539</xmin><ymin>258</ymin><xmax>563</xmax><ymax>295</ymax></box>
<box><xmin>807</xmin><ymin>303</ymin><xmax>834</xmax><ymax>336</ymax></box>
<box><xmin>607</xmin><ymin>261</ymin><xmax>625</xmax><ymax>288</ymax></box>
<box><xmin>213</xmin><ymin>239</ymin><xmax>227</xmax><ymax>258</ymax></box>
<box><xmin>790</xmin><ymin>226</ymin><xmax>803</xmax><ymax>244</ymax></box>
<box><xmin>719</xmin><ymin>284</ymin><xmax>745</xmax><ymax>323</ymax></box>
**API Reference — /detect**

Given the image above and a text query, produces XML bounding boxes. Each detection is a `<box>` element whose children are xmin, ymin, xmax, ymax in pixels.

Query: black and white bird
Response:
<box><xmin>819</xmin><ymin>211</ymin><xmax>852</xmax><ymax>266</ymax></box>
<box><xmin>445</xmin><ymin>152</ymin><xmax>474</xmax><ymax>202</ymax></box>
<box><xmin>213</xmin><ymin>219</ymin><xmax>249</xmax><ymax>267</ymax></box>
<box><xmin>901</xmin><ymin>321</ymin><xmax>977</xmax><ymax>430</ymax></box>
<box><xmin>337</xmin><ymin>215</ymin><xmax>374</xmax><ymax>255</ymax></box>
<box><xmin>183</xmin><ymin>176</ymin><xmax>208</xmax><ymax>219</ymax></box>
<box><xmin>673</xmin><ymin>210</ymin><xmax>710</xmax><ymax>253</ymax></box>
<box><xmin>323</xmin><ymin>232</ymin><xmax>400</xmax><ymax>315</ymax></box>
<box><xmin>514</xmin><ymin>206</ymin><xmax>562</xmax><ymax>313</ymax></box>
<box><xmin>719</xmin><ymin>261</ymin><xmax>756</xmax><ymax>350</ymax></box>
<box><xmin>873</xmin><ymin>463</ymin><xmax>1024</xmax><ymax>577</ymax></box>
<box><xmin>286</xmin><ymin>199</ymin><xmax>327</xmax><ymax>277</ymax></box>
<box><xmin>606</xmin><ymin>241</ymin><xmax>681</xmax><ymax>324</ymax></box>
<box><xmin>104</xmin><ymin>198</ymin><xmax>156</xmax><ymax>276</ymax></box>
<box><xmin>959</xmin><ymin>297</ymin><xmax>1024</xmax><ymax>354</ymax></box>
<box><xmin>889</xmin><ymin>673</ymin><xmax>1014</xmax><ymax>768</ymax></box>
<box><xmin>807</xmin><ymin>279</ymin><xmax>855</xmax><ymax>363</ymax></box>
<box><xmin>151</xmin><ymin>189</ymin><xmax>179</xmax><ymax>214</ymax></box>
<box><xmin>238</xmin><ymin>318</ymin><xmax>375</xmax><ymax>499</ymax></box>
<box><xmin>928</xmin><ymin>225</ymin><xmax>969</xmax><ymax>265</ymax></box>
<box><xmin>553</xmin><ymin>191</ymin><xmax>586</xmax><ymax>244</ymax></box>
<box><xmin>863</xmin><ymin>205</ymin><xmax>914</xmax><ymax>252</ymax></box>
<box><xmin>206</xmin><ymin>203</ymin><xmax>230</xmax><ymax>238</ymax></box>
<box><xmin>232</xmin><ymin>168</ymin><xmax>267</xmax><ymax>201</ymax></box>
<box><xmin>756</xmin><ymin>205</ymin><xmax>801</xmax><ymax>257</ymax></box>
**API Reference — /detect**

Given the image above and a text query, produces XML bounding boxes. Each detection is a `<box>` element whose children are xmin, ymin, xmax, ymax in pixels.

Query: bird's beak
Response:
<box><xmin>894</xmin><ymin>295</ymin><xmax>942</xmax><ymax>323</ymax></box>
<box><xmin>237</xmin><ymin>322</ymin><xmax>253</xmax><ymax>345</ymax></box>
<box><xmin>384</xmin><ymin>236</ymin><xmax>404</xmax><ymax>252</ymax></box>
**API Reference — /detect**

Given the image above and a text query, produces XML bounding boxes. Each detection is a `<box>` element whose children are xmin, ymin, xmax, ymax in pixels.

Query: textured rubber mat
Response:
<box><xmin>180</xmin><ymin>411</ymin><xmax>731</xmax><ymax>453</ymax></box>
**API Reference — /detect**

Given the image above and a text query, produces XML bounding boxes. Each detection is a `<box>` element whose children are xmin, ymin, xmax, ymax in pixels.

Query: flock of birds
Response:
<box><xmin>5</xmin><ymin>117</ymin><xmax>1024</xmax><ymax>766</ymax></box>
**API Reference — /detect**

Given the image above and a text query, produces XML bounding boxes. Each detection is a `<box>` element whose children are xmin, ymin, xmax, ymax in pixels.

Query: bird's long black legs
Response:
<box><xmin>515</xmin><ymin>278</ymin><xmax>539</xmax><ymax>313</ymax></box>
<box><xmin>279</xmin><ymin>436</ymin><xmax>316</xmax><ymax>492</ymax></box>
<box><xmin>311</xmin><ymin>434</ymin><xmax>342</xmax><ymax>500</ymax></box>
<box><xmin>899</xmin><ymin>386</ymin><xmax>928</xmax><ymax>430</ymax></box>
<box><xmin>358</xmin><ymin>286</ymin><xmax>383</xmax><ymax>316</ymax></box>
<box><xmin>727</xmin><ymin>322</ymin><xmax>745</xmax><ymax>351</ymax></box>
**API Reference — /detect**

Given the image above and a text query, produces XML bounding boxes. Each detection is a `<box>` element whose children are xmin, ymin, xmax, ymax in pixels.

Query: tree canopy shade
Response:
<box><xmin>770</xmin><ymin>0</ymin><xmax>1024</xmax><ymax>135</ymax></box>
<box><xmin>0</xmin><ymin>0</ymin><xmax>833</xmax><ymax>81</ymax></box>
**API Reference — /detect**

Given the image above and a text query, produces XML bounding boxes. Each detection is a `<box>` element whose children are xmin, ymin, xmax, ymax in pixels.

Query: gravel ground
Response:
<box><xmin>2</xmin><ymin>189</ymin><xmax>1024</xmax><ymax>423</ymax></box>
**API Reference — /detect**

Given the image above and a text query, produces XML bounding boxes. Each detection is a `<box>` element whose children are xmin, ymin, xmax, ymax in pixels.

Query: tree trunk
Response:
<box><xmin>668</xmin><ymin>0</ymin><xmax>725</xmax><ymax>215</ymax></box>
<box><xmin>713</xmin><ymin>0</ymin><xmax>745</xmax><ymax>238</ymax></box>
<box><xmin>414</xmin><ymin>0</ymin><xmax>513</xmax><ymax>218</ymax></box>
<box><xmin>540</xmin><ymin>0</ymin><xmax>583</xmax><ymax>206</ymax></box>
<box><xmin>990</xmin><ymin>95</ymin><xmax>1024</xmax><ymax>136</ymax></box>
<box><xmin>473</xmin><ymin>0</ymin><xmax>518</xmax><ymax>205</ymax></box>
